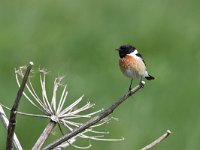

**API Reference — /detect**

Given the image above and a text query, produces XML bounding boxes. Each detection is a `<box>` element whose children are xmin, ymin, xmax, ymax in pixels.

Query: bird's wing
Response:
<box><xmin>136</xmin><ymin>53</ymin><xmax>146</xmax><ymax>66</ymax></box>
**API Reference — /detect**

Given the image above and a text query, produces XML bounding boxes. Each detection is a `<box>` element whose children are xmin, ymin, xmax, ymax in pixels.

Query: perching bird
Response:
<box><xmin>116</xmin><ymin>44</ymin><xmax>154</xmax><ymax>91</ymax></box>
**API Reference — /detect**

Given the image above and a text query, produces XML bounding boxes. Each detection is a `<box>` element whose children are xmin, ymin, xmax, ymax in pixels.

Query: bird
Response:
<box><xmin>116</xmin><ymin>44</ymin><xmax>154</xmax><ymax>91</ymax></box>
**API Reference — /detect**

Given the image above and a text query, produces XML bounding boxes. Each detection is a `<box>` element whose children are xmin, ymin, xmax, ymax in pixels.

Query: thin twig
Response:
<box><xmin>0</xmin><ymin>105</ymin><xmax>23</xmax><ymax>150</ymax></box>
<box><xmin>140</xmin><ymin>130</ymin><xmax>172</xmax><ymax>150</ymax></box>
<box><xmin>6</xmin><ymin>62</ymin><xmax>34</xmax><ymax>150</ymax></box>
<box><xmin>43</xmin><ymin>81</ymin><xmax>145</xmax><ymax>150</ymax></box>
<box><xmin>0</xmin><ymin>102</ymin><xmax>50</xmax><ymax>119</ymax></box>
<box><xmin>32</xmin><ymin>121</ymin><xmax>56</xmax><ymax>150</ymax></box>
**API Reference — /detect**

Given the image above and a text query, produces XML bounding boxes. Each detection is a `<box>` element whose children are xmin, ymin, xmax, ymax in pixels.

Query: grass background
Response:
<box><xmin>0</xmin><ymin>0</ymin><xmax>200</xmax><ymax>149</ymax></box>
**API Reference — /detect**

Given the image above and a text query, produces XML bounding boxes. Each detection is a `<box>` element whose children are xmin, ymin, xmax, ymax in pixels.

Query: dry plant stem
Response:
<box><xmin>6</xmin><ymin>62</ymin><xmax>33</xmax><ymax>150</ymax></box>
<box><xmin>32</xmin><ymin>121</ymin><xmax>56</xmax><ymax>150</ymax></box>
<box><xmin>43</xmin><ymin>82</ymin><xmax>145</xmax><ymax>150</ymax></box>
<box><xmin>141</xmin><ymin>130</ymin><xmax>172</xmax><ymax>150</ymax></box>
<box><xmin>0</xmin><ymin>105</ymin><xmax>23</xmax><ymax>150</ymax></box>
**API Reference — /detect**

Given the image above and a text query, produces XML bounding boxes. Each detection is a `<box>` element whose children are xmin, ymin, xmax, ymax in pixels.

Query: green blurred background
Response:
<box><xmin>0</xmin><ymin>0</ymin><xmax>200</xmax><ymax>149</ymax></box>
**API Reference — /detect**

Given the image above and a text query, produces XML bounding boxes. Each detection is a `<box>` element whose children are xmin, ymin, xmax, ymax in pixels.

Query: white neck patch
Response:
<box><xmin>127</xmin><ymin>49</ymin><xmax>138</xmax><ymax>56</ymax></box>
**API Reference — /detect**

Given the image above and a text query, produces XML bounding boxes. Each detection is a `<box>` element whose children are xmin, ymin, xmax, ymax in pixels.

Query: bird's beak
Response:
<box><xmin>115</xmin><ymin>48</ymin><xmax>120</xmax><ymax>51</ymax></box>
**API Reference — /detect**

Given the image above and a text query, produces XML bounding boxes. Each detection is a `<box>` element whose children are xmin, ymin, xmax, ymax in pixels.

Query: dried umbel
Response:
<box><xmin>13</xmin><ymin>66</ymin><xmax>123</xmax><ymax>149</ymax></box>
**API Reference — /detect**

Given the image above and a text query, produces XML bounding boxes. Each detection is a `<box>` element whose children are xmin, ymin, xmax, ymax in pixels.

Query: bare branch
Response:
<box><xmin>32</xmin><ymin>121</ymin><xmax>56</xmax><ymax>150</ymax></box>
<box><xmin>43</xmin><ymin>81</ymin><xmax>145</xmax><ymax>150</ymax></box>
<box><xmin>140</xmin><ymin>130</ymin><xmax>172</xmax><ymax>150</ymax></box>
<box><xmin>6</xmin><ymin>62</ymin><xmax>33</xmax><ymax>150</ymax></box>
<box><xmin>0</xmin><ymin>105</ymin><xmax>23</xmax><ymax>150</ymax></box>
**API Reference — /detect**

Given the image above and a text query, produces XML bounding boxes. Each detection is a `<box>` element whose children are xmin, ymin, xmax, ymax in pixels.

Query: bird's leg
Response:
<box><xmin>139</xmin><ymin>77</ymin><xmax>142</xmax><ymax>83</ymax></box>
<box><xmin>129</xmin><ymin>79</ymin><xmax>133</xmax><ymax>91</ymax></box>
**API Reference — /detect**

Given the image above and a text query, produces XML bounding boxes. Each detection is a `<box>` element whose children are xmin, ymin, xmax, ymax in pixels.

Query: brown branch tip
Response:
<box><xmin>141</xmin><ymin>130</ymin><xmax>172</xmax><ymax>150</ymax></box>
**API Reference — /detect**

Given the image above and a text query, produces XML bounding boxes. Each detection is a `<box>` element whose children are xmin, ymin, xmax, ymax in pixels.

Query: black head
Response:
<box><xmin>116</xmin><ymin>44</ymin><xmax>136</xmax><ymax>58</ymax></box>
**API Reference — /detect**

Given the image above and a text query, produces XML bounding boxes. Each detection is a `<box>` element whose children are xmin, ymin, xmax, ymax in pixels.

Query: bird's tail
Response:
<box><xmin>145</xmin><ymin>74</ymin><xmax>155</xmax><ymax>80</ymax></box>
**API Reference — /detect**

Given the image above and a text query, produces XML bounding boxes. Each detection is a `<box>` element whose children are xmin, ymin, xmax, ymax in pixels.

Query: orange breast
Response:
<box><xmin>119</xmin><ymin>55</ymin><xmax>146</xmax><ymax>78</ymax></box>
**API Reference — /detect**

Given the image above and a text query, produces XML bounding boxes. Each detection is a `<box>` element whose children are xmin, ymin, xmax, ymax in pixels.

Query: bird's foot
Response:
<box><xmin>140</xmin><ymin>81</ymin><xmax>145</xmax><ymax>88</ymax></box>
